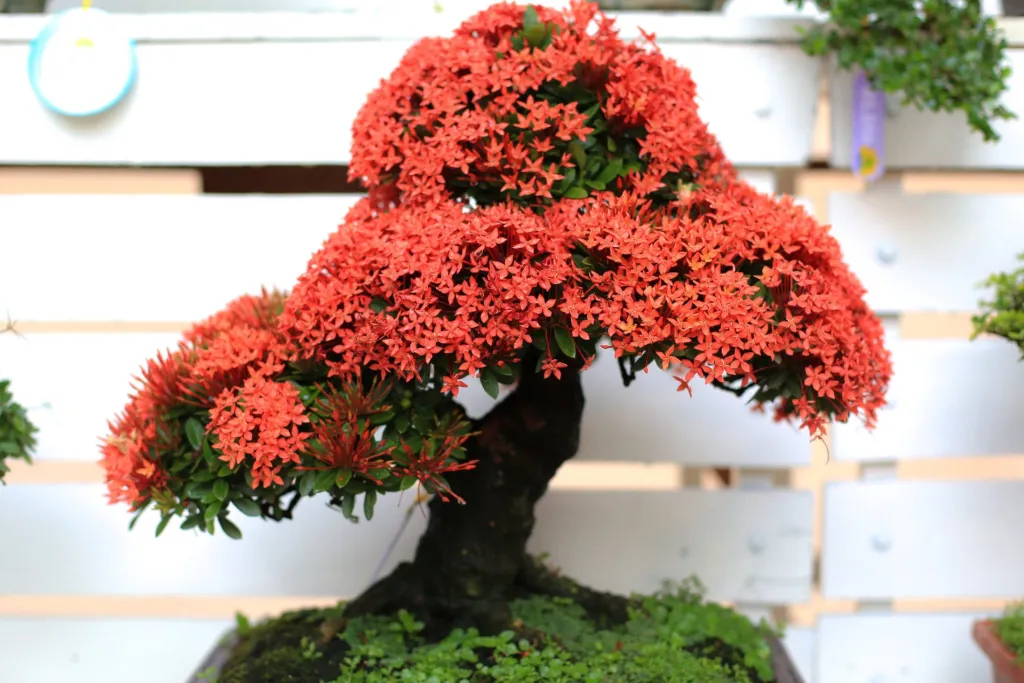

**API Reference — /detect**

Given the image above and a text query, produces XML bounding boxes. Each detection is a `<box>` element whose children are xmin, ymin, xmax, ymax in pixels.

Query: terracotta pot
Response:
<box><xmin>185</xmin><ymin>630</ymin><xmax>805</xmax><ymax>683</ymax></box>
<box><xmin>974</xmin><ymin>620</ymin><xmax>1024</xmax><ymax>683</ymax></box>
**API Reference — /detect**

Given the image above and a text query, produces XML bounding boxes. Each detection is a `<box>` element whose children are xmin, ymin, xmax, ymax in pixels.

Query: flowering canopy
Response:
<box><xmin>102</xmin><ymin>1</ymin><xmax>890</xmax><ymax>538</ymax></box>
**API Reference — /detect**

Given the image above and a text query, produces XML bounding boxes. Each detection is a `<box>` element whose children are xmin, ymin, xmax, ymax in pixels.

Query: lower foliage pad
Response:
<box><xmin>215</xmin><ymin>585</ymin><xmax>780</xmax><ymax>683</ymax></box>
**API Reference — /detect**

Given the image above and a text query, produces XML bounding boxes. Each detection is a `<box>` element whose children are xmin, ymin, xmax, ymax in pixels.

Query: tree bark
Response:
<box><xmin>343</xmin><ymin>347</ymin><xmax>626</xmax><ymax>637</ymax></box>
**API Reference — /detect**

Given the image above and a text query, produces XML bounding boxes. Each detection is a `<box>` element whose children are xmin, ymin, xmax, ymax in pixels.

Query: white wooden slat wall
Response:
<box><xmin>815</xmin><ymin>51</ymin><xmax>1024</xmax><ymax>678</ymax></box>
<box><xmin>0</xmin><ymin>13</ymin><xmax>822</xmax><ymax>167</ymax></box>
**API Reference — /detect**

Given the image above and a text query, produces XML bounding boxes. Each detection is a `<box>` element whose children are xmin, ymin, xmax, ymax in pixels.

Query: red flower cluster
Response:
<box><xmin>101</xmin><ymin>291</ymin><xmax>289</xmax><ymax>508</ymax></box>
<box><xmin>350</xmin><ymin>0</ymin><xmax>734</xmax><ymax>209</ymax></box>
<box><xmin>102</xmin><ymin>0</ymin><xmax>891</xmax><ymax>534</ymax></box>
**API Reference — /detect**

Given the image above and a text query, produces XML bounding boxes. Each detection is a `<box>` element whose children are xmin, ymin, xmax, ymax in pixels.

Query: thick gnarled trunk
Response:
<box><xmin>344</xmin><ymin>349</ymin><xmax>625</xmax><ymax>636</ymax></box>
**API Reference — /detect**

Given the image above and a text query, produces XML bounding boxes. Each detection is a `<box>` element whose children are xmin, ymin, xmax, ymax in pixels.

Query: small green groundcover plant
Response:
<box><xmin>973</xmin><ymin>252</ymin><xmax>1024</xmax><ymax>355</ymax></box>
<box><xmin>207</xmin><ymin>579</ymin><xmax>779</xmax><ymax>683</ymax></box>
<box><xmin>996</xmin><ymin>602</ymin><xmax>1024</xmax><ymax>663</ymax></box>
<box><xmin>0</xmin><ymin>324</ymin><xmax>37</xmax><ymax>483</ymax></box>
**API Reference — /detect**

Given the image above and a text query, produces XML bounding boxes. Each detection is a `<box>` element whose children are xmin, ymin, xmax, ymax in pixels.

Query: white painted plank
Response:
<box><xmin>661</xmin><ymin>43</ymin><xmax>821</xmax><ymax>167</ymax></box>
<box><xmin>0</xmin><ymin>11</ymin><xmax>812</xmax><ymax>44</ymax></box>
<box><xmin>43</xmin><ymin>0</ymin><xmax>512</xmax><ymax>11</ymax></box>
<box><xmin>783</xmin><ymin>627</ymin><xmax>817</xmax><ymax>683</ymax></box>
<box><xmin>2</xmin><ymin>332</ymin><xmax>811</xmax><ymax>467</ymax></box>
<box><xmin>830</xmin><ymin>48</ymin><xmax>1024</xmax><ymax>170</ymax></box>
<box><xmin>0</xmin><ymin>333</ymin><xmax>184</xmax><ymax>462</ymax></box>
<box><xmin>0</xmin><ymin>194</ymin><xmax>360</xmax><ymax>322</ymax></box>
<box><xmin>0</xmin><ymin>483</ymin><xmax>425</xmax><ymax>598</ymax></box>
<box><xmin>826</xmin><ymin>181</ymin><xmax>1024</xmax><ymax>314</ymax></box>
<box><xmin>736</xmin><ymin>169</ymin><xmax>778</xmax><ymax>195</ymax></box>
<box><xmin>0</xmin><ymin>41</ymin><xmax>406</xmax><ymax>166</ymax></box>
<box><xmin>575</xmin><ymin>351</ymin><xmax>812</xmax><ymax>466</ymax></box>
<box><xmin>532</xmin><ymin>490</ymin><xmax>812</xmax><ymax>604</ymax></box>
<box><xmin>0</xmin><ymin>617</ymin><xmax>231</xmax><ymax>683</ymax></box>
<box><xmin>817</xmin><ymin>613</ymin><xmax>999</xmax><ymax>683</ymax></box>
<box><xmin>832</xmin><ymin>339</ymin><xmax>1024</xmax><ymax>461</ymax></box>
<box><xmin>0</xmin><ymin>484</ymin><xmax>810</xmax><ymax>604</ymax></box>
<box><xmin>823</xmin><ymin>481</ymin><xmax>1024</xmax><ymax>600</ymax></box>
<box><xmin>0</xmin><ymin>25</ymin><xmax>818</xmax><ymax>166</ymax></box>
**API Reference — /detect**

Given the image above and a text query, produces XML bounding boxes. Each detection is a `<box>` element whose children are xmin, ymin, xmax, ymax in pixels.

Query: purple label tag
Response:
<box><xmin>851</xmin><ymin>71</ymin><xmax>886</xmax><ymax>182</ymax></box>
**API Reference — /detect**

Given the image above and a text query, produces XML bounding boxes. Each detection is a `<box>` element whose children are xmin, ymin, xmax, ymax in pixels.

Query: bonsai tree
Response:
<box><xmin>101</xmin><ymin>2</ymin><xmax>891</xmax><ymax>680</ymax></box>
<box><xmin>0</xmin><ymin>323</ymin><xmax>37</xmax><ymax>483</ymax></box>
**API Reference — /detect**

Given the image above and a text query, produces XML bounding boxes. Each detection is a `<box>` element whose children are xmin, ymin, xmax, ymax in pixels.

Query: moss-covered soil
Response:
<box><xmin>211</xmin><ymin>584</ymin><xmax>780</xmax><ymax>683</ymax></box>
<box><xmin>997</xmin><ymin>602</ymin><xmax>1024</xmax><ymax>663</ymax></box>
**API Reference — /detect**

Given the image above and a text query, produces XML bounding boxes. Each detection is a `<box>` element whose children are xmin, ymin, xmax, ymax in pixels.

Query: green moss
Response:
<box><xmin>997</xmin><ymin>602</ymin><xmax>1024</xmax><ymax>662</ymax></box>
<box><xmin>218</xmin><ymin>584</ymin><xmax>779</xmax><ymax>683</ymax></box>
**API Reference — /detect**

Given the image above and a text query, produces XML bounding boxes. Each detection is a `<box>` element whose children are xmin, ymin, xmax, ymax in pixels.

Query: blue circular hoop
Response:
<box><xmin>27</xmin><ymin>8</ymin><xmax>138</xmax><ymax>118</ymax></box>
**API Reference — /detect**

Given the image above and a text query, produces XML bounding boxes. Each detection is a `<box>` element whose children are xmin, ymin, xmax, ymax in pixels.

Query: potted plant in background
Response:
<box><xmin>974</xmin><ymin>602</ymin><xmax>1024</xmax><ymax>683</ymax></box>
<box><xmin>98</xmin><ymin>3</ymin><xmax>891</xmax><ymax>681</ymax></box>
<box><xmin>972</xmin><ymin>255</ymin><xmax>1024</xmax><ymax>682</ymax></box>
<box><xmin>0</xmin><ymin>323</ymin><xmax>37</xmax><ymax>484</ymax></box>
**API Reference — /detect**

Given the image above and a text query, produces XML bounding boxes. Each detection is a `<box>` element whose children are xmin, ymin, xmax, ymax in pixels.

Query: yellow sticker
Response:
<box><xmin>857</xmin><ymin>146</ymin><xmax>878</xmax><ymax>178</ymax></box>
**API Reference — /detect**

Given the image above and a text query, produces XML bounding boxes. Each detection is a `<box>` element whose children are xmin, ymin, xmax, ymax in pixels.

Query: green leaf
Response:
<box><xmin>522</xmin><ymin>4</ymin><xmax>539</xmax><ymax>29</ymax></box>
<box><xmin>233</xmin><ymin>498</ymin><xmax>261</xmax><ymax>517</ymax></box>
<box><xmin>180</xmin><ymin>515</ymin><xmax>204</xmax><ymax>530</ymax></box>
<box><xmin>480</xmin><ymin>369</ymin><xmax>500</xmax><ymax>399</ymax></box>
<box><xmin>400</xmin><ymin>476</ymin><xmax>418</xmax><ymax>491</ymax></box>
<box><xmin>369</xmin><ymin>410</ymin><xmax>395</xmax><ymax>426</ymax></box>
<box><xmin>213</xmin><ymin>480</ymin><xmax>230</xmax><ymax>501</ymax></box>
<box><xmin>523</xmin><ymin>23</ymin><xmax>547</xmax><ymax>48</ymax></box>
<box><xmin>219</xmin><ymin>516</ymin><xmax>243</xmax><ymax>540</ymax></box>
<box><xmin>337</xmin><ymin>469</ymin><xmax>354</xmax><ymax>488</ymax></box>
<box><xmin>341</xmin><ymin>494</ymin><xmax>357</xmax><ymax>521</ymax></box>
<box><xmin>394</xmin><ymin>413</ymin><xmax>411</xmax><ymax>434</ymax></box>
<box><xmin>184</xmin><ymin>418</ymin><xmax>205</xmax><ymax>451</ymax></box>
<box><xmin>564</xmin><ymin>186</ymin><xmax>588</xmax><ymax>199</ymax></box>
<box><xmin>204</xmin><ymin>501</ymin><xmax>223</xmax><ymax>523</ymax></box>
<box><xmin>128</xmin><ymin>499</ymin><xmax>152</xmax><ymax>531</ymax></box>
<box><xmin>596</xmin><ymin>158</ymin><xmax>624</xmax><ymax>184</ymax></box>
<box><xmin>314</xmin><ymin>470</ymin><xmax>338</xmax><ymax>493</ymax></box>
<box><xmin>298</xmin><ymin>470</ymin><xmax>317</xmax><ymax>497</ymax></box>
<box><xmin>185</xmin><ymin>481</ymin><xmax>214</xmax><ymax>500</ymax></box>
<box><xmin>568</xmin><ymin>140</ymin><xmax>587</xmax><ymax>168</ymax></box>
<box><xmin>363</xmin><ymin>490</ymin><xmax>378</xmax><ymax>521</ymax></box>
<box><xmin>553</xmin><ymin>327</ymin><xmax>577</xmax><ymax>359</ymax></box>
<box><xmin>155</xmin><ymin>515</ymin><xmax>172</xmax><ymax>538</ymax></box>
<box><xmin>369</xmin><ymin>298</ymin><xmax>388</xmax><ymax>314</ymax></box>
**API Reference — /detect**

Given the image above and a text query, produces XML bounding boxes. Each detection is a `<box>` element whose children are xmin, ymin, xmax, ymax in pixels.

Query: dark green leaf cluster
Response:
<box><xmin>137</xmin><ymin>367</ymin><xmax>471</xmax><ymax>541</ymax></box>
<box><xmin>0</xmin><ymin>377</ymin><xmax>37</xmax><ymax>484</ymax></box>
<box><xmin>217</xmin><ymin>582</ymin><xmax>780</xmax><ymax>683</ymax></box>
<box><xmin>790</xmin><ymin>0</ymin><xmax>1014</xmax><ymax>141</ymax></box>
<box><xmin>972</xmin><ymin>252</ymin><xmax>1024</xmax><ymax>356</ymax></box>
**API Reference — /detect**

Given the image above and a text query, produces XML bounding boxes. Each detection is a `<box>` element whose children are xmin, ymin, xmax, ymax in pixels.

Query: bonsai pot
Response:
<box><xmin>185</xmin><ymin>628</ymin><xmax>807</xmax><ymax>683</ymax></box>
<box><xmin>974</xmin><ymin>620</ymin><xmax>1024</xmax><ymax>683</ymax></box>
